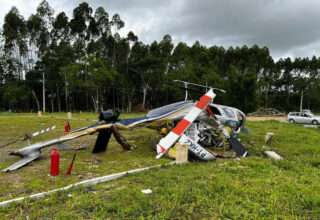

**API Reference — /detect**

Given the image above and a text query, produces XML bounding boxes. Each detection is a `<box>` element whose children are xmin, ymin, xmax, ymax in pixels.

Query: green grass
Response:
<box><xmin>0</xmin><ymin>113</ymin><xmax>320</xmax><ymax>219</ymax></box>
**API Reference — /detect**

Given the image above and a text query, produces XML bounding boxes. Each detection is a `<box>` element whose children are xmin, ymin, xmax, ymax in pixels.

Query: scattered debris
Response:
<box><xmin>265</xmin><ymin>132</ymin><xmax>274</xmax><ymax>144</ymax></box>
<box><xmin>67</xmin><ymin>194</ymin><xmax>73</xmax><ymax>198</ymax></box>
<box><xmin>141</xmin><ymin>189</ymin><xmax>152</xmax><ymax>194</ymax></box>
<box><xmin>58</xmin><ymin>144</ymin><xmax>88</xmax><ymax>151</ymax></box>
<box><xmin>67</xmin><ymin>112</ymin><xmax>72</xmax><ymax>119</ymax></box>
<box><xmin>304</xmin><ymin>125</ymin><xmax>319</xmax><ymax>129</ymax></box>
<box><xmin>248</xmin><ymin>108</ymin><xmax>285</xmax><ymax>116</ymax></box>
<box><xmin>75</xmin><ymin>144</ymin><xmax>89</xmax><ymax>150</ymax></box>
<box><xmin>264</xmin><ymin>151</ymin><xmax>283</xmax><ymax>160</ymax></box>
<box><xmin>102</xmin><ymin>185</ymin><xmax>115</xmax><ymax>189</ymax></box>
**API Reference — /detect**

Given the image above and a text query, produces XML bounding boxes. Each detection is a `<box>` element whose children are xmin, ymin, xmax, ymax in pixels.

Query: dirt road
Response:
<box><xmin>246</xmin><ymin>116</ymin><xmax>286</xmax><ymax>121</ymax></box>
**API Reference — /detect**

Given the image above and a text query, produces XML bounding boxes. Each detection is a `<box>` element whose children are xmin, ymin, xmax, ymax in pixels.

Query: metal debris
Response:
<box><xmin>264</xmin><ymin>151</ymin><xmax>283</xmax><ymax>160</ymax></box>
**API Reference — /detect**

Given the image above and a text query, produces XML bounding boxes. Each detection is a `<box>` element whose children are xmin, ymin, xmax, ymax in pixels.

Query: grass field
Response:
<box><xmin>0</xmin><ymin>112</ymin><xmax>319</xmax><ymax>219</ymax></box>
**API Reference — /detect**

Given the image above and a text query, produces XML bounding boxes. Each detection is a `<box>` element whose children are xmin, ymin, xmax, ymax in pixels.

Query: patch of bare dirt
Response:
<box><xmin>247</xmin><ymin>116</ymin><xmax>286</xmax><ymax>121</ymax></box>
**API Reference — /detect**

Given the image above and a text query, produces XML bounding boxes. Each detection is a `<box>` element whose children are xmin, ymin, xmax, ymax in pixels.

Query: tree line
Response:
<box><xmin>0</xmin><ymin>1</ymin><xmax>319</xmax><ymax>114</ymax></box>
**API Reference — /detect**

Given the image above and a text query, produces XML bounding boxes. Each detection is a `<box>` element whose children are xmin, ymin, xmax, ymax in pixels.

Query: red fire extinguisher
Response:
<box><xmin>51</xmin><ymin>148</ymin><xmax>59</xmax><ymax>176</ymax></box>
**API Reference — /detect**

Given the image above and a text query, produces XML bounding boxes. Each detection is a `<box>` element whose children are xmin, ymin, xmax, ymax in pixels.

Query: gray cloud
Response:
<box><xmin>0</xmin><ymin>0</ymin><xmax>319</xmax><ymax>59</ymax></box>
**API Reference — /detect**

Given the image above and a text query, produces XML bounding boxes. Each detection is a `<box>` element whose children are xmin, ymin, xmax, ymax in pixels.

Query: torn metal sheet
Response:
<box><xmin>264</xmin><ymin>151</ymin><xmax>283</xmax><ymax>160</ymax></box>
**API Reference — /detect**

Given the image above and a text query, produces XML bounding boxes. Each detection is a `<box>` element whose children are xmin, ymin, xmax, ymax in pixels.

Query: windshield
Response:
<box><xmin>223</xmin><ymin>108</ymin><xmax>235</xmax><ymax>118</ymax></box>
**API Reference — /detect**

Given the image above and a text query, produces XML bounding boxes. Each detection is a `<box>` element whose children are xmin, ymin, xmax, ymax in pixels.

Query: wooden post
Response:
<box><xmin>175</xmin><ymin>143</ymin><xmax>188</xmax><ymax>164</ymax></box>
<box><xmin>265</xmin><ymin>132</ymin><xmax>274</xmax><ymax>144</ymax></box>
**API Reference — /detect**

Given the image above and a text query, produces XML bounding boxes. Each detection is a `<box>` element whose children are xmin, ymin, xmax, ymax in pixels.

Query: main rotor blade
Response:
<box><xmin>174</xmin><ymin>80</ymin><xmax>226</xmax><ymax>93</ymax></box>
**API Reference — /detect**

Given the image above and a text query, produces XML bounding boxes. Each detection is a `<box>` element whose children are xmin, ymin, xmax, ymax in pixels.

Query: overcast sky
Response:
<box><xmin>1</xmin><ymin>0</ymin><xmax>320</xmax><ymax>60</ymax></box>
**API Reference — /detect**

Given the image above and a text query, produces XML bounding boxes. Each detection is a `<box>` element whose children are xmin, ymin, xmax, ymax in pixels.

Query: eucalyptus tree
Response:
<box><xmin>113</xmin><ymin>31</ymin><xmax>138</xmax><ymax>112</ymax></box>
<box><xmin>69</xmin><ymin>2</ymin><xmax>93</xmax><ymax>61</ymax></box>
<box><xmin>51</xmin><ymin>12</ymin><xmax>70</xmax><ymax>46</ymax></box>
<box><xmin>63</xmin><ymin>55</ymin><xmax>115</xmax><ymax>112</ymax></box>
<box><xmin>92</xmin><ymin>7</ymin><xmax>110</xmax><ymax>58</ymax></box>
<box><xmin>2</xmin><ymin>7</ymin><xmax>27</xmax><ymax>80</ymax></box>
<box><xmin>26</xmin><ymin>0</ymin><xmax>55</xmax><ymax>112</ymax></box>
<box><xmin>110</xmin><ymin>13</ymin><xmax>124</xmax><ymax>67</ymax></box>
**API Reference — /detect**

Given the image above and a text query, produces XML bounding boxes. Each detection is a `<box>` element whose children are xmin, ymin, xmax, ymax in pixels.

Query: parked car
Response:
<box><xmin>286</xmin><ymin>111</ymin><xmax>320</xmax><ymax>125</ymax></box>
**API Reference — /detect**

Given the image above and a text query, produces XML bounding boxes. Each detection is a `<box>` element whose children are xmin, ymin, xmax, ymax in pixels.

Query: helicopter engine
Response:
<box><xmin>185</xmin><ymin>120</ymin><xmax>225</xmax><ymax>148</ymax></box>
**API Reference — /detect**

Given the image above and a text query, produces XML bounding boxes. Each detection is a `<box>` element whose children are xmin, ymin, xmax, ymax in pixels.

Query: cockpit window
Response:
<box><xmin>236</xmin><ymin>112</ymin><xmax>243</xmax><ymax>121</ymax></box>
<box><xmin>209</xmin><ymin>106</ymin><xmax>221</xmax><ymax>115</ymax></box>
<box><xmin>223</xmin><ymin>108</ymin><xmax>235</xmax><ymax>118</ymax></box>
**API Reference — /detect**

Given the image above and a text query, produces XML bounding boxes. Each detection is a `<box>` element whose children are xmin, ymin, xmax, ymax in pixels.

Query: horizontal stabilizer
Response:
<box><xmin>228</xmin><ymin>137</ymin><xmax>249</xmax><ymax>157</ymax></box>
<box><xmin>3</xmin><ymin>151</ymin><xmax>41</xmax><ymax>172</ymax></box>
<box><xmin>222</xmin><ymin>127</ymin><xmax>248</xmax><ymax>157</ymax></box>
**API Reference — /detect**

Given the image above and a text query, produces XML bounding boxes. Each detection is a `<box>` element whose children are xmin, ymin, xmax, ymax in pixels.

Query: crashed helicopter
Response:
<box><xmin>2</xmin><ymin>80</ymin><xmax>250</xmax><ymax>172</ymax></box>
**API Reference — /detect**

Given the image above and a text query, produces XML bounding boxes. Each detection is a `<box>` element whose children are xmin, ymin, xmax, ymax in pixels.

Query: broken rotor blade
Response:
<box><xmin>0</xmin><ymin>126</ymin><xmax>57</xmax><ymax>148</ymax></box>
<box><xmin>3</xmin><ymin>122</ymin><xmax>130</xmax><ymax>171</ymax></box>
<box><xmin>30</xmin><ymin>125</ymin><xmax>56</xmax><ymax>139</ymax></box>
<box><xmin>156</xmin><ymin>89</ymin><xmax>216</xmax><ymax>158</ymax></box>
<box><xmin>11</xmin><ymin>124</ymin><xmax>117</xmax><ymax>158</ymax></box>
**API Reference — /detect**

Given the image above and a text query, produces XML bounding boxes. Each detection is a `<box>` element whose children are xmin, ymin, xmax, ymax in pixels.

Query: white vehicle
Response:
<box><xmin>286</xmin><ymin>111</ymin><xmax>320</xmax><ymax>125</ymax></box>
